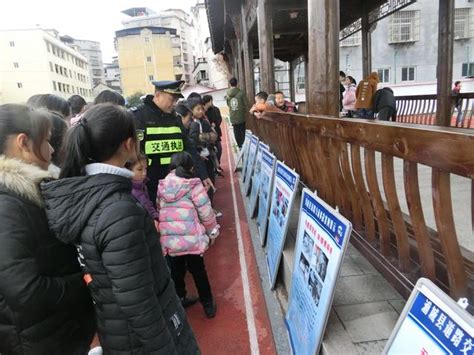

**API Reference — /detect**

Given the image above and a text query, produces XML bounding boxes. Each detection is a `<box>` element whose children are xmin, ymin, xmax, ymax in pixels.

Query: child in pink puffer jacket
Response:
<box><xmin>157</xmin><ymin>152</ymin><xmax>219</xmax><ymax>318</ymax></box>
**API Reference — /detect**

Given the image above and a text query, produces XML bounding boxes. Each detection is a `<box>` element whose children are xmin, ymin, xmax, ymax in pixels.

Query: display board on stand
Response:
<box><xmin>249</xmin><ymin>141</ymin><xmax>269</xmax><ymax>217</ymax></box>
<box><xmin>285</xmin><ymin>188</ymin><xmax>352</xmax><ymax>355</ymax></box>
<box><xmin>235</xmin><ymin>130</ymin><xmax>252</xmax><ymax>172</ymax></box>
<box><xmin>265</xmin><ymin>161</ymin><xmax>300</xmax><ymax>289</ymax></box>
<box><xmin>257</xmin><ymin>147</ymin><xmax>277</xmax><ymax>246</ymax></box>
<box><xmin>242</xmin><ymin>135</ymin><xmax>259</xmax><ymax>195</ymax></box>
<box><xmin>383</xmin><ymin>278</ymin><xmax>473</xmax><ymax>355</ymax></box>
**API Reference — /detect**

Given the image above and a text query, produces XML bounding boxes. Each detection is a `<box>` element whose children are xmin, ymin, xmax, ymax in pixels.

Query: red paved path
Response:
<box><xmin>184</xmin><ymin>122</ymin><xmax>276</xmax><ymax>354</ymax></box>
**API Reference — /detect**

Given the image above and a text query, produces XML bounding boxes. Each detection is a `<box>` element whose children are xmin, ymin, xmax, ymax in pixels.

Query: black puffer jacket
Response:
<box><xmin>41</xmin><ymin>173</ymin><xmax>199</xmax><ymax>355</ymax></box>
<box><xmin>0</xmin><ymin>156</ymin><xmax>95</xmax><ymax>355</ymax></box>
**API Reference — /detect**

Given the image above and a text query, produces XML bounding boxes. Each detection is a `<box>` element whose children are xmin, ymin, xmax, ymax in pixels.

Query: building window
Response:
<box><xmin>9</xmin><ymin>41</ymin><xmax>15</xmax><ymax>47</ymax></box>
<box><xmin>50</xmin><ymin>62</ymin><xmax>53</xmax><ymax>72</ymax></box>
<box><xmin>173</xmin><ymin>55</ymin><xmax>182</xmax><ymax>66</ymax></box>
<box><xmin>340</xmin><ymin>31</ymin><xmax>361</xmax><ymax>47</ymax></box>
<box><xmin>144</xmin><ymin>36</ymin><xmax>150</xmax><ymax>43</ymax></box>
<box><xmin>149</xmin><ymin>75</ymin><xmax>154</xmax><ymax>80</ymax></box>
<box><xmin>46</xmin><ymin>41</ymin><xmax>50</xmax><ymax>52</ymax></box>
<box><xmin>53</xmin><ymin>81</ymin><xmax>57</xmax><ymax>91</ymax></box>
<box><xmin>401</xmin><ymin>66</ymin><xmax>416</xmax><ymax>82</ymax></box>
<box><xmin>378</xmin><ymin>68</ymin><xmax>390</xmax><ymax>83</ymax></box>
<box><xmin>13</xmin><ymin>62</ymin><xmax>19</xmax><ymax>68</ymax></box>
<box><xmin>17</xmin><ymin>82</ymin><xmax>22</xmax><ymax>88</ymax></box>
<box><xmin>454</xmin><ymin>8</ymin><xmax>473</xmax><ymax>39</ymax></box>
<box><xmin>389</xmin><ymin>10</ymin><xmax>420</xmax><ymax>43</ymax></box>
<box><xmin>462</xmin><ymin>62</ymin><xmax>474</xmax><ymax>77</ymax></box>
<box><xmin>147</xmin><ymin>56</ymin><xmax>152</xmax><ymax>62</ymax></box>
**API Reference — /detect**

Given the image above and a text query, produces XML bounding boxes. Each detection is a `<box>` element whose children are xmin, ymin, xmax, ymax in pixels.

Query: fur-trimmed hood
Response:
<box><xmin>0</xmin><ymin>155</ymin><xmax>52</xmax><ymax>207</ymax></box>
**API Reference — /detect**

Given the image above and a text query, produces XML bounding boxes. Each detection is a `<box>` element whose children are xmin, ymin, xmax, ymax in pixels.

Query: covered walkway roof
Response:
<box><xmin>206</xmin><ymin>0</ymin><xmax>387</xmax><ymax>61</ymax></box>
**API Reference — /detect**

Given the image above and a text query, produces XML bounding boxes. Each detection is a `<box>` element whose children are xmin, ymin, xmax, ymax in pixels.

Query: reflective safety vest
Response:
<box><xmin>143</xmin><ymin>125</ymin><xmax>184</xmax><ymax>166</ymax></box>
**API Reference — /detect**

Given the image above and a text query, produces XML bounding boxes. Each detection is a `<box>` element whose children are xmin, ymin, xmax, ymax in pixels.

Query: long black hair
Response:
<box><xmin>170</xmin><ymin>152</ymin><xmax>194</xmax><ymax>179</ymax></box>
<box><xmin>0</xmin><ymin>104</ymin><xmax>51</xmax><ymax>160</ymax></box>
<box><xmin>60</xmin><ymin>104</ymin><xmax>137</xmax><ymax>178</ymax></box>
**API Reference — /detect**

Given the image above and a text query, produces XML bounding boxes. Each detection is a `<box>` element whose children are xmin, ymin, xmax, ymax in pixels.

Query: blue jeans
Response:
<box><xmin>356</xmin><ymin>108</ymin><xmax>374</xmax><ymax>119</ymax></box>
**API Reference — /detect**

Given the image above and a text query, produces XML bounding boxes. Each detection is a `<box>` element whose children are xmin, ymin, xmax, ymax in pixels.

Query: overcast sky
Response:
<box><xmin>0</xmin><ymin>0</ymin><xmax>198</xmax><ymax>62</ymax></box>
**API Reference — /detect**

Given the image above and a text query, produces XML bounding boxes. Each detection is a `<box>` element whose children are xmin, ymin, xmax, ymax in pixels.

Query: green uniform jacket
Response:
<box><xmin>226</xmin><ymin>87</ymin><xmax>248</xmax><ymax>125</ymax></box>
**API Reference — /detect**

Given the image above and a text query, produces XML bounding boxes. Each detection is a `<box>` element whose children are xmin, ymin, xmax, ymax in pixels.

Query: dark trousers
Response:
<box><xmin>356</xmin><ymin>108</ymin><xmax>375</xmax><ymax>119</ymax></box>
<box><xmin>377</xmin><ymin>107</ymin><xmax>397</xmax><ymax>121</ymax></box>
<box><xmin>205</xmin><ymin>156</ymin><xmax>216</xmax><ymax>203</ymax></box>
<box><xmin>233</xmin><ymin>123</ymin><xmax>246</xmax><ymax>148</ymax></box>
<box><xmin>216</xmin><ymin>141</ymin><xmax>222</xmax><ymax>163</ymax></box>
<box><xmin>168</xmin><ymin>254</ymin><xmax>213</xmax><ymax>304</ymax></box>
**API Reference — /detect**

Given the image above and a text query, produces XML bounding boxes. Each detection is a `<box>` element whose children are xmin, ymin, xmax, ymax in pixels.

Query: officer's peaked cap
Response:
<box><xmin>152</xmin><ymin>80</ymin><xmax>185</xmax><ymax>98</ymax></box>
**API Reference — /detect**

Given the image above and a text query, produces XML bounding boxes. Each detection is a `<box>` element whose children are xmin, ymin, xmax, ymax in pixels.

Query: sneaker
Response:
<box><xmin>181</xmin><ymin>296</ymin><xmax>199</xmax><ymax>308</ymax></box>
<box><xmin>203</xmin><ymin>300</ymin><xmax>217</xmax><ymax>318</ymax></box>
<box><xmin>214</xmin><ymin>210</ymin><xmax>223</xmax><ymax>218</ymax></box>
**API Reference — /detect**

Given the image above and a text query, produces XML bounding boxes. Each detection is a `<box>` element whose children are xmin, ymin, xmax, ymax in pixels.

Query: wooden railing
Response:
<box><xmin>395</xmin><ymin>93</ymin><xmax>474</xmax><ymax>128</ymax></box>
<box><xmin>249</xmin><ymin>112</ymin><xmax>473</xmax><ymax>306</ymax></box>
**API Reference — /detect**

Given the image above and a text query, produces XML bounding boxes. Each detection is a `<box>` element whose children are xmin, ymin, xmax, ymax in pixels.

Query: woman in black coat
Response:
<box><xmin>0</xmin><ymin>104</ymin><xmax>95</xmax><ymax>355</ymax></box>
<box><xmin>41</xmin><ymin>104</ymin><xmax>199</xmax><ymax>354</ymax></box>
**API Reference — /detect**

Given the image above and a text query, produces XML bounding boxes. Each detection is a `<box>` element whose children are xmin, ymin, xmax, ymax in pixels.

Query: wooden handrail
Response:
<box><xmin>249</xmin><ymin>111</ymin><xmax>473</xmax><ymax>302</ymax></box>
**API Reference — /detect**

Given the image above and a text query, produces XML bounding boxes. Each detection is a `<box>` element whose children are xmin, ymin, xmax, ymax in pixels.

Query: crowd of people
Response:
<box><xmin>0</xmin><ymin>80</ymin><xmax>227</xmax><ymax>354</ymax></box>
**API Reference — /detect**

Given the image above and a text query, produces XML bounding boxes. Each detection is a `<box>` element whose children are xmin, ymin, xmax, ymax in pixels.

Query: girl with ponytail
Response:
<box><xmin>157</xmin><ymin>151</ymin><xmax>220</xmax><ymax>318</ymax></box>
<box><xmin>41</xmin><ymin>104</ymin><xmax>199</xmax><ymax>354</ymax></box>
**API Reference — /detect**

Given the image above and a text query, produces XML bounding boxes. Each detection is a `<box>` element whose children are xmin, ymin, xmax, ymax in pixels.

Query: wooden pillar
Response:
<box><xmin>242</xmin><ymin>4</ymin><xmax>255</xmax><ymax>102</ymax></box>
<box><xmin>257</xmin><ymin>0</ymin><xmax>275</xmax><ymax>93</ymax></box>
<box><xmin>436</xmin><ymin>0</ymin><xmax>455</xmax><ymax>126</ymax></box>
<box><xmin>289</xmin><ymin>60</ymin><xmax>295</xmax><ymax>103</ymax></box>
<box><xmin>307</xmin><ymin>0</ymin><xmax>340</xmax><ymax>115</ymax></box>
<box><xmin>361</xmin><ymin>1</ymin><xmax>372</xmax><ymax>79</ymax></box>
<box><xmin>236</xmin><ymin>41</ymin><xmax>245</xmax><ymax>91</ymax></box>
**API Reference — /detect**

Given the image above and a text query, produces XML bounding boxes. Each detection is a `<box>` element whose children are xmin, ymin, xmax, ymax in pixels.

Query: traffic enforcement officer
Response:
<box><xmin>132</xmin><ymin>80</ymin><xmax>211</xmax><ymax>203</ymax></box>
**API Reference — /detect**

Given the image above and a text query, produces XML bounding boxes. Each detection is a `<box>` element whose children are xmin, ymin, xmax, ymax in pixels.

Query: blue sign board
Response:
<box><xmin>249</xmin><ymin>142</ymin><xmax>269</xmax><ymax>217</ymax></box>
<box><xmin>257</xmin><ymin>148</ymin><xmax>276</xmax><ymax>246</ymax></box>
<box><xmin>285</xmin><ymin>188</ymin><xmax>352</xmax><ymax>355</ymax></box>
<box><xmin>265</xmin><ymin>161</ymin><xmax>300</xmax><ymax>289</ymax></box>
<box><xmin>385</xmin><ymin>278</ymin><xmax>473</xmax><ymax>355</ymax></box>
<box><xmin>238</xmin><ymin>130</ymin><xmax>252</xmax><ymax>177</ymax></box>
<box><xmin>243</xmin><ymin>135</ymin><xmax>259</xmax><ymax>190</ymax></box>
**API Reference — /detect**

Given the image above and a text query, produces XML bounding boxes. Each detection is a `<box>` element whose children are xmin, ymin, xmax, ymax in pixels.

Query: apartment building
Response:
<box><xmin>115</xmin><ymin>26</ymin><xmax>183</xmax><ymax>97</ymax></box>
<box><xmin>339</xmin><ymin>0</ymin><xmax>474</xmax><ymax>86</ymax></box>
<box><xmin>0</xmin><ymin>28</ymin><xmax>92</xmax><ymax>104</ymax></box>
<box><xmin>121</xmin><ymin>7</ymin><xmax>195</xmax><ymax>83</ymax></box>
<box><xmin>61</xmin><ymin>36</ymin><xmax>105</xmax><ymax>87</ymax></box>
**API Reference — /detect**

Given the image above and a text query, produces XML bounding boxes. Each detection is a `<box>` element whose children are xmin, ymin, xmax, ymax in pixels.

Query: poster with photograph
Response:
<box><xmin>257</xmin><ymin>148</ymin><xmax>276</xmax><ymax>246</ymax></box>
<box><xmin>285</xmin><ymin>188</ymin><xmax>352</xmax><ymax>355</ymax></box>
<box><xmin>236</xmin><ymin>130</ymin><xmax>252</xmax><ymax>175</ymax></box>
<box><xmin>243</xmin><ymin>135</ymin><xmax>259</xmax><ymax>195</ymax></box>
<box><xmin>384</xmin><ymin>278</ymin><xmax>473</xmax><ymax>355</ymax></box>
<box><xmin>265</xmin><ymin>161</ymin><xmax>300</xmax><ymax>289</ymax></box>
<box><xmin>249</xmin><ymin>141</ymin><xmax>269</xmax><ymax>217</ymax></box>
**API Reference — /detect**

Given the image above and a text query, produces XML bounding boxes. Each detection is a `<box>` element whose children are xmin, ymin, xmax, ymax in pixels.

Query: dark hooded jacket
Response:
<box><xmin>0</xmin><ymin>156</ymin><xmax>95</xmax><ymax>355</ymax></box>
<box><xmin>41</xmin><ymin>173</ymin><xmax>199</xmax><ymax>355</ymax></box>
<box><xmin>374</xmin><ymin>87</ymin><xmax>396</xmax><ymax>112</ymax></box>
